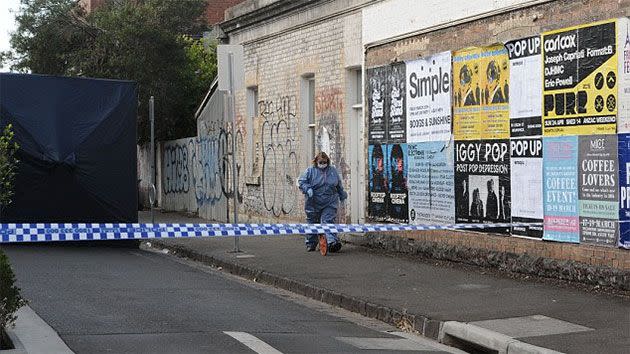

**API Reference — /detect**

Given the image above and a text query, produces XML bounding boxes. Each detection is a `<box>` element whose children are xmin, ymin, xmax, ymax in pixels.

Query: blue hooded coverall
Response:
<box><xmin>298</xmin><ymin>165</ymin><xmax>347</xmax><ymax>246</ymax></box>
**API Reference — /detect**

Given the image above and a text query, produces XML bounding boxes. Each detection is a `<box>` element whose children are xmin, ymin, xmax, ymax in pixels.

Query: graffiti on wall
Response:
<box><xmin>258</xmin><ymin>95</ymin><xmax>300</xmax><ymax>217</ymax></box>
<box><xmin>315</xmin><ymin>87</ymin><xmax>347</xmax><ymax>174</ymax></box>
<box><xmin>163</xmin><ymin>144</ymin><xmax>190</xmax><ymax>195</ymax></box>
<box><xmin>193</xmin><ymin>132</ymin><xmax>244</xmax><ymax>207</ymax></box>
<box><xmin>315</xmin><ymin>87</ymin><xmax>343</xmax><ymax>115</ymax></box>
<box><xmin>161</xmin><ymin>126</ymin><xmax>244</xmax><ymax>210</ymax></box>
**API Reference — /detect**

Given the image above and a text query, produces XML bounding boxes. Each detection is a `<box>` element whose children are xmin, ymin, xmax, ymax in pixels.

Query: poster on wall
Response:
<box><xmin>618</xmin><ymin>133</ymin><xmax>630</xmax><ymax>249</ymax></box>
<box><xmin>387</xmin><ymin>143</ymin><xmax>408</xmax><ymax>223</ymax></box>
<box><xmin>617</xmin><ymin>17</ymin><xmax>630</xmax><ymax>133</ymax></box>
<box><xmin>453</xmin><ymin>44</ymin><xmax>510</xmax><ymax>140</ymax></box>
<box><xmin>408</xmin><ymin>140</ymin><xmax>455</xmax><ymax>225</ymax></box>
<box><xmin>408</xmin><ymin>143</ymin><xmax>431</xmax><ymax>224</ymax></box>
<box><xmin>510</xmin><ymin>138</ymin><xmax>543</xmax><ymax>238</ymax></box>
<box><xmin>506</xmin><ymin>36</ymin><xmax>542</xmax><ymax>137</ymax></box>
<box><xmin>543</xmin><ymin>136</ymin><xmax>579</xmax><ymax>243</ymax></box>
<box><xmin>454</xmin><ymin>139</ymin><xmax>511</xmax><ymax>233</ymax></box>
<box><xmin>578</xmin><ymin>134</ymin><xmax>619</xmax><ymax>246</ymax></box>
<box><xmin>367</xmin><ymin>66</ymin><xmax>389</xmax><ymax>143</ymax></box>
<box><xmin>406</xmin><ymin>51</ymin><xmax>452</xmax><ymax>142</ymax></box>
<box><xmin>388</xmin><ymin>62</ymin><xmax>407</xmax><ymax>143</ymax></box>
<box><xmin>368</xmin><ymin>143</ymin><xmax>388</xmax><ymax>221</ymax></box>
<box><xmin>542</xmin><ymin>19</ymin><xmax>618</xmax><ymax>136</ymax></box>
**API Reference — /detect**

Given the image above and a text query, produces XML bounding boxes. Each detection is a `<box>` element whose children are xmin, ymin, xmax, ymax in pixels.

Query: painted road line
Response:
<box><xmin>224</xmin><ymin>331</ymin><xmax>283</xmax><ymax>354</ymax></box>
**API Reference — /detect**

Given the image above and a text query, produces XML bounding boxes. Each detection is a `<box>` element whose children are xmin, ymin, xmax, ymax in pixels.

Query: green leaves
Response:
<box><xmin>0</xmin><ymin>127</ymin><xmax>21</xmax><ymax>326</ymax></box>
<box><xmin>3</xmin><ymin>0</ymin><xmax>217</xmax><ymax>143</ymax></box>
<box><xmin>0</xmin><ymin>249</ymin><xmax>27</xmax><ymax>330</ymax></box>
<box><xmin>0</xmin><ymin>124</ymin><xmax>19</xmax><ymax>216</ymax></box>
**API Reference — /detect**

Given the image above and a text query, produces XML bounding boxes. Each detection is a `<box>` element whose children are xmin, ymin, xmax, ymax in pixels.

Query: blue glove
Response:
<box><xmin>307</xmin><ymin>188</ymin><xmax>313</xmax><ymax>198</ymax></box>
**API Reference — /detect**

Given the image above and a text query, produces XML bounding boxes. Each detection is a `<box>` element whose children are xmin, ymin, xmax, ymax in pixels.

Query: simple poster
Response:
<box><xmin>453</xmin><ymin>44</ymin><xmax>510</xmax><ymax>140</ymax></box>
<box><xmin>542</xmin><ymin>19</ymin><xmax>618</xmax><ymax>136</ymax></box>
<box><xmin>388</xmin><ymin>62</ymin><xmax>407</xmax><ymax>143</ymax></box>
<box><xmin>510</xmin><ymin>138</ymin><xmax>543</xmax><ymax>238</ymax></box>
<box><xmin>618</xmin><ymin>133</ymin><xmax>630</xmax><ymax>249</ymax></box>
<box><xmin>387</xmin><ymin>143</ymin><xmax>409</xmax><ymax>223</ymax></box>
<box><xmin>408</xmin><ymin>140</ymin><xmax>455</xmax><ymax>225</ymax></box>
<box><xmin>578</xmin><ymin>135</ymin><xmax>619</xmax><ymax>246</ymax></box>
<box><xmin>406</xmin><ymin>52</ymin><xmax>452</xmax><ymax>142</ymax></box>
<box><xmin>543</xmin><ymin>136</ymin><xmax>579</xmax><ymax>243</ymax></box>
<box><xmin>506</xmin><ymin>36</ymin><xmax>542</xmax><ymax>137</ymax></box>
<box><xmin>368</xmin><ymin>143</ymin><xmax>388</xmax><ymax>221</ymax></box>
<box><xmin>454</xmin><ymin>139</ymin><xmax>511</xmax><ymax>233</ymax></box>
<box><xmin>367</xmin><ymin>66</ymin><xmax>388</xmax><ymax>143</ymax></box>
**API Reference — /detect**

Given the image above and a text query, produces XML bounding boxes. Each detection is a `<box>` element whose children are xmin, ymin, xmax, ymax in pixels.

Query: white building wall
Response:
<box><xmin>362</xmin><ymin>0</ymin><xmax>556</xmax><ymax>46</ymax></box>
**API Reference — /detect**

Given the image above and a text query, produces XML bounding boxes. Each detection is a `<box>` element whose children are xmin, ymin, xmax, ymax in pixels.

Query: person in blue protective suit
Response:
<box><xmin>298</xmin><ymin>151</ymin><xmax>348</xmax><ymax>253</ymax></box>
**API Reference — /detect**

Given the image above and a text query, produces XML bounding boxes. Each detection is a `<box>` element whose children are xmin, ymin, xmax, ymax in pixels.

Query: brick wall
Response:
<box><xmin>224</xmin><ymin>2</ymin><xmax>368</xmax><ymax>223</ymax></box>
<box><xmin>366</xmin><ymin>0</ymin><xmax>630</xmax><ymax>67</ymax></box>
<box><xmin>206</xmin><ymin>0</ymin><xmax>247</xmax><ymax>25</ymax></box>
<box><xmin>361</xmin><ymin>0</ymin><xmax>630</xmax><ymax>273</ymax></box>
<box><xmin>398</xmin><ymin>230</ymin><xmax>630</xmax><ymax>270</ymax></box>
<box><xmin>343</xmin><ymin>230</ymin><xmax>629</xmax><ymax>288</ymax></box>
<box><xmin>80</xmin><ymin>0</ymin><xmax>246</xmax><ymax>24</ymax></box>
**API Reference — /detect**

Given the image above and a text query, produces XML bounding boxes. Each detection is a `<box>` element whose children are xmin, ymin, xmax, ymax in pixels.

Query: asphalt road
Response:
<box><xmin>2</xmin><ymin>243</ymin><xmax>458</xmax><ymax>354</ymax></box>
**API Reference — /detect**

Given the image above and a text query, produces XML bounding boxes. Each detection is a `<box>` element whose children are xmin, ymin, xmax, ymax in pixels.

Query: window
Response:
<box><xmin>247</xmin><ymin>86</ymin><xmax>258</xmax><ymax>120</ymax></box>
<box><xmin>350</xmin><ymin>68</ymin><xmax>362</xmax><ymax>108</ymax></box>
<box><xmin>346</xmin><ymin>67</ymin><xmax>365</xmax><ymax>223</ymax></box>
<box><xmin>308</xmin><ymin>78</ymin><xmax>316</xmax><ymax>158</ymax></box>
<box><xmin>301</xmin><ymin>74</ymin><xmax>316</xmax><ymax>161</ymax></box>
<box><xmin>354</xmin><ymin>69</ymin><xmax>362</xmax><ymax>106</ymax></box>
<box><xmin>246</xmin><ymin>86</ymin><xmax>258</xmax><ymax>179</ymax></box>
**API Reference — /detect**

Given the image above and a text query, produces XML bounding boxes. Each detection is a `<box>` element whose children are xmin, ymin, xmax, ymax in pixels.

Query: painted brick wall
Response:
<box><xmin>147</xmin><ymin>1</ymin><xmax>368</xmax><ymax>224</ymax></box>
<box><xmin>225</xmin><ymin>4</ymin><xmax>367</xmax><ymax>223</ymax></box>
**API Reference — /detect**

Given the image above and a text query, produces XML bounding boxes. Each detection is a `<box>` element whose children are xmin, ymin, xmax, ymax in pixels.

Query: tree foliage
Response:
<box><xmin>2</xmin><ymin>0</ymin><xmax>216</xmax><ymax>143</ymax></box>
<box><xmin>0</xmin><ymin>124</ymin><xmax>19</xmax><ymax>217</ymax></box>
<box><xmin>0</xmin><ymin>248</ymin><xmax>26</xmax><ymax>331</ymax></box>
<box><xmin>0</xmin><ymin>124</ymin><xmax>24</xmax><ymax>333</ymax></box>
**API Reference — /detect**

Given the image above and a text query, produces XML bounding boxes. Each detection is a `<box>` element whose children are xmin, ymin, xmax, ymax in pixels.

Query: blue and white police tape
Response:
<box><xmin>0</xmin><ymin>222</ymin><xmax>540</xmax><ymax>243</ymax></box>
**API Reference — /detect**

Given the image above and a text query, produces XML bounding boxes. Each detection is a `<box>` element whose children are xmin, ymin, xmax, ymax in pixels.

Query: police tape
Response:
<box><xmin>0</xmin><ymin>222</ymin><xmax>541</xmax><ymax>243</ymax></box>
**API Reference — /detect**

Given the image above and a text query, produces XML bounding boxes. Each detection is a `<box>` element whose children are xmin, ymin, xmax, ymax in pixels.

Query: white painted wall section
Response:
<box><xmin>362</xmin><ymin>0</ymin><xmax>555</xmax><ymax>46</ymax></box>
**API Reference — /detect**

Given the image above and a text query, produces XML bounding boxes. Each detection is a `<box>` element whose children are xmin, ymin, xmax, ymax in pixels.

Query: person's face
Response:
<box><xmin>317</xmin><ymin>158</ymin><xmax>329</xmax><ymax>168</ymax></box>
<box><xmin>377</xmin><ymin>158</ymin><xmax>383</xmax><ymax>171</ymax></box>
<box><xmin>488</xmin><ymin>180</ymin><xmax>494</xmax><ymax>192</ymax></box>
<box><xmin>397</xmin><ymin>158</ymin><xmax>403</xmax><ymax>172</ymax></box>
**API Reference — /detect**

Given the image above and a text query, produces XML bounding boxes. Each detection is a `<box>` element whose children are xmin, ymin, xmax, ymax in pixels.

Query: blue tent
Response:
<box><xmin>0</xmin><ymin>73</ymin><xmax>138</xmax><ymax>222</ymax></box>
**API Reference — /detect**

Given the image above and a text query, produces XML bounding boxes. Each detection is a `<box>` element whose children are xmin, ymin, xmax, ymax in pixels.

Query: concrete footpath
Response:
<box><xmin>140</xmin><ymin>211</ymin><xmax>630</xmax><ymax>354</ymax></box>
